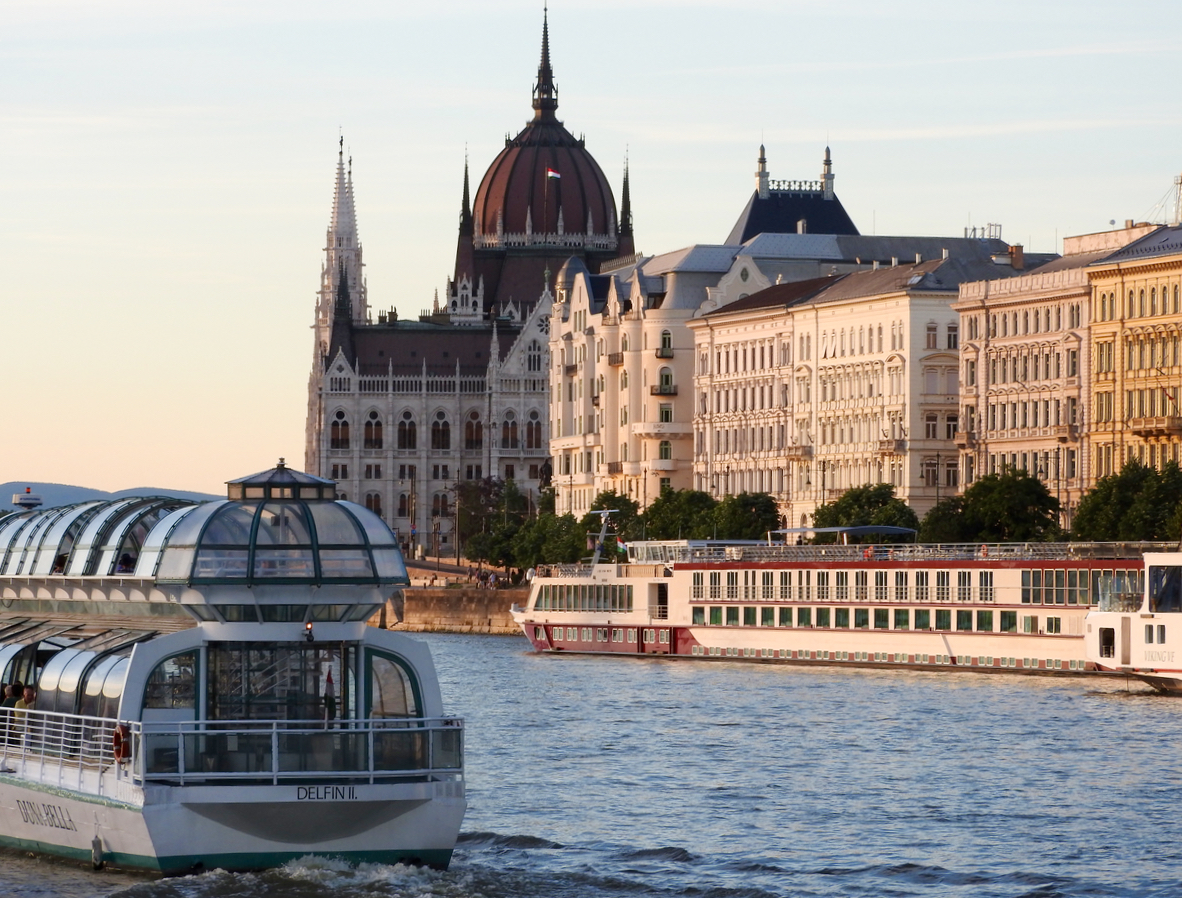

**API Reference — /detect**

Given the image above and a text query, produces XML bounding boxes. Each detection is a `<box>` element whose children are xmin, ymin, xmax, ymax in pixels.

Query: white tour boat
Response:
<box><xmin>513</xmin><ymin>524</ymin><xmax>1160</xmax><ymax>676</ymax></box>
<box><xmin>0</xmin><ymin>462</ymin><xmax>465</xmax><ymax>873</ymax></box>
<box><xmin>1085</xmin><ymin>550</ymin><xmax>1182</xmax><ymax>693</ymax></box>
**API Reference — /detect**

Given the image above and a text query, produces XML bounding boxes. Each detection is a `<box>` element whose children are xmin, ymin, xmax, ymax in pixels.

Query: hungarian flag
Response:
<box><xmin>546</xmin><ymin>168</ymin><xmax>561</xmax><ymax>180</ymax></box>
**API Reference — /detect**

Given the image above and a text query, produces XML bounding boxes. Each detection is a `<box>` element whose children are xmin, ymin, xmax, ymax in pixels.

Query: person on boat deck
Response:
<box><xmin>12</xmin><ymin>685</ymin><xmax>36</xmax><ymax>744</ymax></box>
<box><xmin>1</xmin><ymin>683</ymin><xmax>20</xmax><ymax>745</ymax></box>
<box><xmin>1</xmin><ymin>683</ymin><xmax>20</xmax><ymax>709</ymax></box>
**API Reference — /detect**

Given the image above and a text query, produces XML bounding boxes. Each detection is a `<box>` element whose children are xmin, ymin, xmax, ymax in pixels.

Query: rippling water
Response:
<box><xmin>4</xmin><ymin>633</ymin><xmax>1181</xmax><ymax>898</ymax></box>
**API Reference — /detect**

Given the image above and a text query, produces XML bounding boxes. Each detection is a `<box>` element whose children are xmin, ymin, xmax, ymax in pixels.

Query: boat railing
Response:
<box><xmin>0</xmin><ymin>707</ymin><xmax>122</xmax><ymax>797</ymax></box>
<box><xmin>629</xmin><ymin>541</ymin><xmax>1172</xmax><ymax>566</ymax></box>
<box><xmin>0</xmin><ymin>709</ymin><xmax>463</xmax><ymax>791</ymax></box>
<box><xmin>1097</xmin><ymin>592</ymin><xmax>1143</xmax><ymax>613</ymax></box>
<box><xmin>131</xmin><ymin>716</ymin><xmax>464</xmax><ymax>786</ymax></box>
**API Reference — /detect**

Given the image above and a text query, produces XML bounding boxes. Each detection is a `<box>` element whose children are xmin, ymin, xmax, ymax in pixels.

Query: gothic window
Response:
<box><xmin>659</xmin><ymin>440</ymin><xmax>672</xmax><ymax>460</ymax></box>
<box><xmin>501</xmin><ymin>410</ymin><xmax>519</xmax><ymax>449</ymax></box>
<box><xmin>397</xmin><ymin>412</ymin><xmax>417</xmax><ymax>450</ymax></box>
<box><xmin>364</xmin><ymin>492</ymin><xmax>383</xmax><ymax>518</ymax></box>
<box><xmin>526</xmin><ymin>340</ymin><xmax>542</xmax><ymax>372</ymax></box>
<box><xmin>431</xmin><ymin>412</ymin><xmax>451</xmax><ymax>450</ymax></box>
<box><xmin>525</xmin><ymin>410</ymin><xmax>543</xmax><ymax>449</ymax></box>
<box><xmin>432</xmin><ymin>493</ymin><xmax>450</xmax><ymax>517</ymax></box>
<box><xmin>397</xmin><ymin>493</ymin><xmax>408</xmax><ymax>517</ymax></box>
<box><xmin>465</xmin><ymin>411</ymin><xmax>483</xmax><ymax>450</ymax></box>
<box><xmin>330</xmin><ymin>410</ymin><xmax>350</xmax><ymax>449</ymax></box>
<box><xmin>364</xmin><ymin>411</ymin><xmax>383</xmax><ymax>449</ymax></box>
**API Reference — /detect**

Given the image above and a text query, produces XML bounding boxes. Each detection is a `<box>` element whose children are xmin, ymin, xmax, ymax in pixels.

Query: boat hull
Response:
<box><xmin>0</xmin><ymin>774</ymin><xmax>465</xmax><ymax>872</ymax></box>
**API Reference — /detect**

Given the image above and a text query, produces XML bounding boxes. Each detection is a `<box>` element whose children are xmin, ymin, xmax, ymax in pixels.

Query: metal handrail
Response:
<box><xmin>0</xmin><ymin>710</ymin><xmax>464</xmax><ymax>792</ymax></box>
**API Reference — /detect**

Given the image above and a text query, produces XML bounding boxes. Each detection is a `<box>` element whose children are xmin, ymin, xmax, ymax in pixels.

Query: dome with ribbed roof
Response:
<box><xmin>471</xmin><ymin>11</ymin><xmax>619</xmax><ymax>244</ymax></box>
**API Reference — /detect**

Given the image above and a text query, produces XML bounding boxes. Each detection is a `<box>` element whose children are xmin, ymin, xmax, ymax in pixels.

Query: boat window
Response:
<box><xmin>1000</xmin><ymin>611</ymin><xmax>1017</xmax><ymax>633</ymax></box>
<box><xmin>100</xmin><ymin>657</ymin><xmax>128</xmax><ymax>720</ymax></box>
<box><xmin>976</xmin><ymin>610</ymin><xmax>993</xmax><ymax>632</ymax></box>
<box><xmin>144</xmin><ymin>652</ymin><xmax>197</xmax><ymax>710</ymax></box>
<box><xmin>213</xmin><ymin>604</ymin><xmax>259</xmax><ymax>623</ymax></box>
<box><xmin>874</xmin><ymin>609</ymin><xmax>889</xmax><ymax>630</ymax></box>
<box><xmin>956</xmin><ymin>610</ymin><xmax>973</xmax><ymax>631</ymax></box>
<box><xmin>50</xmin><ymin>650</ymin><xmax>97</xmax><ymax>714</ymax></box>
<box><xmin>854</xmin><ymin>608</ymin><xmax>869</xmax><ymax>629</ymax></box>
<box><xmin>186</xmin><ymin>605</ymin><xmax>218</xmax><ymax>622</ymax></box>
<box><xmin>725</xmin><ymin>607</ymin><xmax>739</xmax><ymax>626</ymax></box>
<box><xmin>206</xmin><ymin>643</ymin><xmax>355</xmax><ymax>722</ymax></box>
<box><xmin>80</xmin><ymin>654</ymin><xmax>121</xmax><ymax>718</ymax></box>
<box><xmin>797</xmin><ymin>607</ymin><xmax>812</xmax><ymax>627</ymax></box>
<box><xmin>259</xmin><ymin>605</ymin><xmax>308</xmax><ymax>623</ymax></box>
<box><xmin>779</xmin><ymin>607</ymin><xmax>792</xmax><ymax>626</ymax></box>
<box><xmin>692</xmin><ymin>606</ymin><xmax>705</xmax><ymax>625</ymax></box>
<box><xmin>834</xmin><ymin>608</ymin><xmax>849</xmax><ymax>628</ymax></box>
<box><xmin>320</xmin><ymin>549</ymin><xmax>374</xmax><ymax>578</ymax></box>
<box><xmin>256</xmin><ymin>503</ymin><xmax>313</xmax><ymax>545</ymax></box>
<box><xmin>914</xmin><ymin>609</ymin><xmax>930</xmax><ymax>629</ymax></box>
<box><xmin>1149</xmin><ymin>566</ymin><xmax>1182</xmax><ymax>613</ymax></box>
<box><xmin>344</xmin><ymin>604</ymin><xmax>380</xmax><ymax>622</ymax></box>
<box><xmin>253</xmin><ymin>548</ymin><xmax>316</xmax><ymax>579</ymax></box>
<box><xmin>709</xmin><ymin>606</ymin><xmax>722</xmax><ymax>625</ymax></box>
<box><xmin>306</xmin><ymin>502</ymin><xmax>366</xmax><ymax>545</ymax></box>
<box><xmin>369</xmin><ymin>652</ymin><xmax>419</xmax><ymax>719</ymax></box>
<box><xmin>935</xmin><ymin>609</ymin><xmax>951</xmax><ymax>630</ymax></box>
<box><xmin>815</xmin><ymin>608</ymin><xmax>830</xmax><ymax>628</ymax></box>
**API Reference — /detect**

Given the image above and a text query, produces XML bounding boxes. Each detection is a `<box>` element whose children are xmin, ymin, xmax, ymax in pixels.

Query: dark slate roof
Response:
<box><xmin>725</xmin><ymin>190</ymin><xmax>859</xmax><ymax>244</ymax></box>
<box><xmin>348</xmin><ymin>322</ymin><xmax>520</xmax><ymax>377</ymax></box>
<box><xmin>703</xmin><ymin>275</ymin><xmax>840</xmax><ymax>317</ymax></box>
<box><xmin>1097</xmin><ymin>224</ymin><xmax>1178</xmax><ymax>263</ymax></box>
<box><xmin>1025</xmin><ymin>249</ymin><xmax>1115</xmax><ymax>274</ymax></box>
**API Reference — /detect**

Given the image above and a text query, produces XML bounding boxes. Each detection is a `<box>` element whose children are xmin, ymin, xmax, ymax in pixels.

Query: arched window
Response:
<box><xmin>364</xmin><ymin>411</ymin><xmax>383</xmax><ymax>449</ymax></box>
<box><xmin>465</xmin><ymin>411</ymin><xmax>483</xmax><ymax>450</ymax></box>
<box><xmin>365</xmin><ymin>492</ymin><xmax>383</xmax><ymax>517</ymax></box>
<box><xmin>431</xmin><ymin>412</ymin><xmax>450</xmax><ymax>450</ymax></box>
<box><xmin>526</xmin><ymin>340</ymin><xmax>542</xmax><ymax>372</ymax></box>
<box><xmin>432</xmin><ymin>493</ymin><xmax>450</xmax><ymax>517</ymax></box>
<box><xmin>659</xmin><ymin>440</ymin><xmax>672</xmax><ymax>460</ymax></box>
<box><xmin>330</xmin><ymin>410</ymin><xmax>350</xmax><ymax>449</ymax></box>
<box><xmin>526</xmin><ymin>410</ymin><xmax>543</xmax><ymax>449</ymax></box>
<box><xmin>397</xmin><ymin>493</ymin><xmax>409</xmax><ymax>517</ymax></box>
<box><xmin>620</xmin><ymin>370</ymin><xmax>629</xmax><ymax>390</ymax></box>
<box><xmin>397</xmin><ymin>412</ymin><xmax>416</xmax><ymax>450</ymax></box>
<box><xmin>658</xmin><ymin>367</ymin><xmax>674</xmax><ymax>392</ymax></box>
<box><xmin>501</xmin><ymin>410</ymin><xmax>519</xmax><ymax>449</ymax></box>
<box><xmin>621</xmin><ymin>335</ymin><xmax>629</xmax><ymax>351</ymax></box>
<box><xmin>659</xmin><ymin>330</ymin><xmax>672</xmax><ymax>352</ymax></box>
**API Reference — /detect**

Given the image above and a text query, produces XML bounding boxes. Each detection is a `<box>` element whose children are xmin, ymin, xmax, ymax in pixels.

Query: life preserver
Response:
<box><xmin>112</xmin><ymin>724</ymin><xmax>131</xmax><ymax>762</ymax></box>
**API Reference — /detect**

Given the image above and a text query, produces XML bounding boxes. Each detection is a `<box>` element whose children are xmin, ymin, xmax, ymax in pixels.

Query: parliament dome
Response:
<box><xmin>471</xmin><ymin>12</ymin><xmax>619</xmax><ymax>242</ymax></box>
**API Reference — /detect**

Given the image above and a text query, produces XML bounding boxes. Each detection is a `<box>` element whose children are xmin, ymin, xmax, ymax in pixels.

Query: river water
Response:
<box><xmin>3</xmin><ymin>633</ymin><xmax>1180</xmax><ymax>898</ymax></box>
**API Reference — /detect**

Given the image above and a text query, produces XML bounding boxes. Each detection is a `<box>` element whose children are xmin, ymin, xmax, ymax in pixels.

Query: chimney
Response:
<box><xmin>915</xmin><ymin>253</ymin><xmax>922</xmax><ymax>264</ymax></box>
<box><xmin>942</xmin><ymin>248</ymin><xmax>949</xmax><ymax>260</ymax></box>
<box><xmin>1009</xmin><ymin>244</ymin><xmax>1024</xmax><ymax>270</ymax></box>
<box><xmin>891</xmin><ymin>257</ymin><xmax>898</xmax><ymax>268</ymax></box>
<box><xmin>1125</xmin><ymin>219</ymin><xmax>1135</xmax><ymax>229</ymax></box>
<box><xmin>872</xmin><ymin>260</ymin><xmax>879</xmax><ymax>270</ymax></box>
<box><xmin>797</xmin><ymin>218</ymin><xmax>807</xmax><ymax>234</ymax></box>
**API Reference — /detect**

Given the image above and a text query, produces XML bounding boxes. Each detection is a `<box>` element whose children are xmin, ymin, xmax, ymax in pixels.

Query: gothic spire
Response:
<box><xmin>330</xmin><ymin>135</ymin><xmax>357</xmax><ymax>244</ymax></box>
<box><xmin>328</xmin><ymin>260</ymin><xmax>356</xmax><ymax>366</ymax></box>
<box><xmin>459</xmin><ymin>151</ymin><xmax>473</xmax><ymax>236</ymax></box>
<box><xmin>531</xmin><ymin>5</ymin><xmax>558</xmax><ymax>120</ymax></box>
<box><xmin>619</xmin><ymin>157</ymin><xmax>633</xmax><ymax>239</ymax></box>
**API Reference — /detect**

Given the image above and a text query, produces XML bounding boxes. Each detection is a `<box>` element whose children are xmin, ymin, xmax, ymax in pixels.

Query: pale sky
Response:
<box><xmin>4</xmin><ymin>0</ymin><xmax>1181</xmax><ymax>494</ymax></box>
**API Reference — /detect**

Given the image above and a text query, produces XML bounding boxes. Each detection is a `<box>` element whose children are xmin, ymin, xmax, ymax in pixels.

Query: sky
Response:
<box><xmin>3</xmin><ymin>0</ymin><xmax>1182</xmax><ymax>494</ymax></box>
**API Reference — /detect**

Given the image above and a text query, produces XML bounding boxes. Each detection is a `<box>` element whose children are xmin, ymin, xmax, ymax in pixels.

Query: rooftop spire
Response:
<box><xmin>619</xmin><ymin>156</ymin><xmax>633</xmax><ymax>239</ymax></box>
<box><xmin>459</xmin><ymin>150</ymin><xmax>473</xmax><ymax>236</ymax></box>
<box><xmin>532</xmin><ymin>4</ymin><xmax>558</xmax><ymax>120</ymax></box>
<box><xmin>331</xmin><ymin>135</ymin><xmax>357</xmax><ymax>244</ymax></box>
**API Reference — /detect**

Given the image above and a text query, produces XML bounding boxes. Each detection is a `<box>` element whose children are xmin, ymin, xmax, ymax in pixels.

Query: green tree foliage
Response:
<box><xmin>713</xmin><ymin>492</ymin><xmax>781</xmax><ymax>540</ymax></box>
<box><xmin>919</xmin><ymin>470</ymin><xmax>1060</xmax><ymax>542</ymax></box>
<box><xmin>1072</xmin><ymin>460</ymin><xmax>1182</xmax><ymax>541</ymax></box>
<box><xmin>512</xmin><ymin>513</ymin><xmax>585</xmax><ymax>568</ymax></box>
<box><xmin>642</xmin><ymin>489</ymin><xmax>718</xmax><ymax>540</ymax></box>
<box><xmin>812</xmin><ymin>484</ymin><xmax>918</xmax><ymax>541</ymax></box>
<box><xmin>582</xmin><ymin>490</ymin><xmax>642</xmax><ymax>542</ymax></box>
<box><xmin>457</xmin><ymin>478</ymin><xmax>531</xmax><ymax>568</ymax></box>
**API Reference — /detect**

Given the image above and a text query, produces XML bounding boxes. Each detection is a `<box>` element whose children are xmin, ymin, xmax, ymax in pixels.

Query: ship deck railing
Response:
<box><xmin>0</xmin><ymin>708</ymin><xmax>463</xmax><ymax>795</ymax></box>
<box><xmin>535</xmin><ymin>542</ymin><xmax>1173</xmax><ymax>575</ymax></box>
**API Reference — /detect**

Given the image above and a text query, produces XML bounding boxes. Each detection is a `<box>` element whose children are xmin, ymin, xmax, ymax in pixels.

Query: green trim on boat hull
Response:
<box><xmin>0</xmin><ymin>832</ymin><xmax>453</xmax><ymax>873</ymax></box>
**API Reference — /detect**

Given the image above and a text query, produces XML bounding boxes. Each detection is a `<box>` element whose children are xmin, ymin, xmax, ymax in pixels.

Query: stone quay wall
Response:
<box><xmin>375</xmin><ymin>587</ymin><xmax>524</xmax><ymax>635</ymax></box>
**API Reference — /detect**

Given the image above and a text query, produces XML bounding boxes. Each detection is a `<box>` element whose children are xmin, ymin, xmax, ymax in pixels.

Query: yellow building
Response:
<box><xmin>1087</xmin><ymin>225</ymin><xmax>1182</xmax><ymax>479</ymax></box>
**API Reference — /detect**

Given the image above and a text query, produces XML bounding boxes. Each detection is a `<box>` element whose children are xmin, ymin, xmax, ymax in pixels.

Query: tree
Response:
<box><xmin>812</xmin><ymin>484</ymin><xmax>918</xmax><ymax>541</ymax></box>
<box><xmin>713</xmin><ymin>492</ymin><xmax>781</xmax><ymax>540</ymax></box>
<box><xmin>924</xmin><ymin>470</ymin><xmax>1060</xmax><ymax>543</ymax></box>
<box><xmin>1073</xmin><ymin>460</ymin><xmax>1182</xmax><ymax>541</ymax></box>
<box><xmin>642</xmin><ymin>489</ymin><xmax>718</xmax><ymax>540</ymax></box>
<box><xmin>513</xmin><ymin>513</ymin><xmax>585</xmax><ymax>568</ymax></box>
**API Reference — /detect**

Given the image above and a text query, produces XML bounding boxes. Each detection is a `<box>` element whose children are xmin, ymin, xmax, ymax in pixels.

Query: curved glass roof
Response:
<box><xmin>0</xmin><ymin>464</ymin><xmax>408</xmax><ymax>588</ymax></box>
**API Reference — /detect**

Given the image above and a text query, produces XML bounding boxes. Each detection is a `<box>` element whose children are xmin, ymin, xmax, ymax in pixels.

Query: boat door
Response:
<box><xmin>1120</xmin><ymin>617</ymin><xmax>1131</xmax><ymax>666</ymax></box>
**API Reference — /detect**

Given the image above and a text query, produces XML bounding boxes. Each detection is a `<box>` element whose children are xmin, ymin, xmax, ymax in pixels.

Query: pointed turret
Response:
<box><xmin>821</xmin><ymin>146</ymin><xmax>834</xmax><ymax>200</ymax></box>
<box><xmin>459</xmin><ymin>152</ymin><xmax>473</xmax><ymax>237</ymax></box>
<box><xmin>531</xmin><ymin>6</ymin><xmax>558</xmax><ymax>121</ymax></box>
<box><xmin>330</xmin><ymin>137</ymin><xmax>357</xmax><ymax>249</ymax></box>
<box><xmin>316</xmin><ymin>137</ymin><xmax>367</xmax><ymax>354</ymax></box>
<box><xmin>327</xmin><ymin>260</ymin><xmax>355</xmax><ymax>367</ymax></box>
<box><xmin>618</xmin><ymin>158</ymin><xmax>635</xmax><ymax>257</ymax></box>
<box><xmin>756</xmin><ymin>144</ymin><xmax>769</xmax><ymax>199</ymax></box>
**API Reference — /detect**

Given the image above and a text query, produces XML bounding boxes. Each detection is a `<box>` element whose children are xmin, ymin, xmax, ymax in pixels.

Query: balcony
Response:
<box><xmin>877</xmin><ymin>439</ymin><xmax>906</xmax><ymax>455</ymax></box>
<box><xmin>631</xmin><ymin>421</ymin><xmax>692</xmax><ymax>437</ymax></box>
<box><xmin>1052</xmin><ymin>424</ymin><xmax>1077</xmax><ymax>442</ymax></box>
<box><xmin>650</xmin><ymin>458</ymin><xmax>676</xmax><ymax>471</ymax></box>
<box><xmin>655</xmin><ymin>347</ymin><xmax>674</xmax><ymax>359</ymax></box>
<box><xmin>564</xmin><ymin>364</ymin><xmax>578</xmax><ymax>376</ymax></box>
<box><xmin>650</xmin><ymin>385</ymin><xmax>678</xmax><ymax>396</ymax></box>
<box><xmin>783</xmin><ymin>444</ymin><xmax>813</xmax><ymax>461</ymax></box>
<box><xmin>591</xmin><ymin>393</ymin><xmax>600</xmax><ymax>406</ymax></box>
<box><xmin>1130</xmin><ymin>416</ymin><xmax>1182</xmax><ymax>438</ymax></box>
<box><xmin>606</xmin><ymin>461</ymin><xmax>624</xmax><ymax>475</ymax></box>
<box><xmin>953</xmin><ymin>430</ymin><xmax>975</xmax><ymax>449</ymax></box>
<box><xmin>607</xmin><ymin>352</ymin><xmax>624</xmax><ymax>366</ymax></box>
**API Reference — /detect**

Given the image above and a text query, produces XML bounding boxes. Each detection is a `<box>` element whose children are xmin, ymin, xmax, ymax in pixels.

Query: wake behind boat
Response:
<box><xmin>0</xmin><ymin>461</ymin><xmax>465</xmax><ymax>873</ymax></box>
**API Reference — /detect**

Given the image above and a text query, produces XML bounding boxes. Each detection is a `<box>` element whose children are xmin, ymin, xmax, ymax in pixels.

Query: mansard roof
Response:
<box><xmin>1098</xmin><ymin>224</ymin><xmax>1178</xmax><ymax>264</ymax></box>
<box><xmin>348</xmin><ymin>321</ymin><xmax>522</xmax><ymax>377</ymax></box>
<box><xmin>700</xmin><ymin>275</ymin><xmax>839</xmax><ymax>318</ymax></box>
<box><xmin>725</xmin><ymin>189</ymin><xmax>859</xmax><ymax>244</ymax></box>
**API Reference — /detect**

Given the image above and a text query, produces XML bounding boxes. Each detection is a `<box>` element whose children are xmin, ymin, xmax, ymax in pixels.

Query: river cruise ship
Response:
<box><xmin>0</xmin><ymin>462</ymin><xmax>464</xmax><ymax>873</ymax></box>
<box><xmin>513</xmin><ymin>534</ymin><xmax>1160</xmax><ymax>675</ymax></box>
<box><xmin>1086</xmin><ymin>550</ymin><xmax>1182</xmax><ymax>693</ymax></box>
